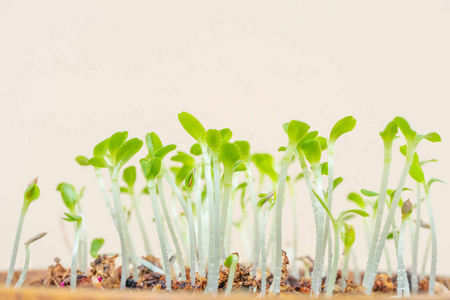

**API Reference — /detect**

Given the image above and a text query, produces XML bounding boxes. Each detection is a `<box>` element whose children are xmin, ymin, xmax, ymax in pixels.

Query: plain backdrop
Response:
<box><xmin>0</xmin><ymin>1</ymin><xmax>449</xmax><ymax>276</ymax></box>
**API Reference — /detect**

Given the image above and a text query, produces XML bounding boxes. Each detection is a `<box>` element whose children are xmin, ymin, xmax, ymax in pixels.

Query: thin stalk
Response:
<box><xmin>225</xmin><ymin>183</ymin><xmax>237</xmax><ymax>256</ymax></box>
<box><xmin>212</xmin><ymin>151</ymin><xmax>222</xmax><ymax>273</ymax></box>
<box><xmin>195</xmin><ymin>163</ymin><xmax>206</xmax><ymax>276</ymax></box>
<box><xmin>411</xmin><ymin>181</ymin><xmax>421</xmax><ymax>293</ymax></box>
<box><xmin>384</xmin><ymin>245</ymin><xmax>392</xmax><ymax>276</ymax></box>
<box><xmin>259</xmin><ymin>211</ymin><xmax>268</xmax><ymax>296</ymax></box>
<box><xmin>325</xmin><ymin>222</ymin><xmax>340</xmax><ymax>297</ymax></box>
<box><xmin>95</xmin><ymin>169</ymin><xmax>119</xmax><ymax>228</ymax></box>
<box><xmin>324</xmin><ymin>232</ymin><xmax>333</xmax><ymax>292</ymax></box>
<box><xmin>225</xmin><ymin>259</ymin><xmax>238</xmax><ymax>295</ymax></box>
<box><xmin>351</xmin><ymin>250</ymin><xmax>361</xmax><ymax>284</ymax></box>
<box><xmin>296</xmin><ymin>151</ymin><xmax>323</xmax><ymax>296</ymax></box>
<box><xmin>76</xmin><ymin>201</ymin><xmax>88</xmax><ymax>273</ymax></box>
<box><xmin>156</xmin><ymin>177</ymin><xmax>187</xmax><ymax>281</ymax></box>
<box><xmin>289</xmin><ymin>181</ymin><xmax>299</xmax><ymax>279</ymax></box>
<box><xmin>426</xmin><ymin>189</ymin><xmax>437</xmax><ymax>295</ymax></box>
<box><xmin>148</xmin><ymin>180</ymin><xmax>172</xmax><ymax>291</ymax></box>
<box><xmin>219</xmin><ymin>168</ymin><xmax>233</xmax><ymax>259</ymax></box>
<box><xmin>130</xmin><ymin>189</ymin><xmax>152</xmax><ymax>255</ymax></box>
<box><xmin>5</xmin><ymin>209</ymin><xmax>26</xmax><ymax>287</ymax></box>
<box><xmin>246</xmin><ymin>168</ymin><xmax>260</xmax><ymax>279</ymax></box>
<box><xmin>341</xmin><ymin>247</ymin><xmax>351</xmax><ymax>289</ymax></box>
<box><xmin>362</xmin><ymin>149</ymin><xmax>415</xmax><ymax>292</ymax></box>
<box><xmin>70</xmin><ymin>221</ymin><xmax>82</xmax><ymax>290</ymax></box>
<box><xmin>122</xmin><ymin>214</ymin><xmax>141</xmax><ymax>280</ymax></box>
<box><xmin>111</xmin><ymin>176</ymin><xmax>130</xmax><ymax>289</ymax></box>
<box><xmin>14</xmin><ymin>246</ymin><xmax>30</xmax><ymax>288</ymax></box>
<box><xmin>397</xmin><ymin>219</ymin><xmax>410</xmax><ymax>297</ymax></box>
<box><xmin>186</xmin><ymin>188</ymin><xmax>197</xmax><ymax>286</ymax></box>
<box><xmin>365</xmin><ymin>142</ymin><xmax>393</xmax><ymax>283</ymax></box>
<box><xmin>273</xmin><ymin>143</ymin><xmax>295</xmax><ymax>294</ymax></box>
<box><xmin>421</xmin><ymin>235</ymin><xmax>431</xmax><ymax>279</ymax></box>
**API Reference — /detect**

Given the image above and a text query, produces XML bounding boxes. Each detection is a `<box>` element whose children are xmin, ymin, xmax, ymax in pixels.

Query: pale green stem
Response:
<box><xmin>364</xmin><ymin>142</ymin><xmax>393</xmax><ymax>284</ymax></box>
<box><xmin>421</xmin><ymin>235</ymin><xmax>431</xmax><ymax>279</ymax></box>
<box><xmin>397</xmin><ymin>219</ymin><xmax>410</xmax><ymax>297</ymax></box>
<box><xmin>219</xmin><ymin>168</ymin><xmax>234</xmax><ymax>259</ymax></box>
<box><xmin>122</xmin><ymin>213</ymin><xmax>141</xmax><ymax>280</ymax></box>
<box><xmin>426</xmin><ymin>189</ymin><xmax>437</xmax><ymax>296</ymax></box>
<box><xmin>195</xmin><ymin>163</ymin><xmax>206</xmax><ymax>276</ymax></box>
<box><xmin>272</xmin><ymin>143</ymin><xmax>295</xmax><ymax>294</ymax></box>
<box><xmin>325</xmin><ymin>221</ymin><xmax>340</xmax><ymax>297</ymax></box>
<box><xmin>351</xmin><ymin>250</ymin><xmax>361</xmax><ymax>284</ymax></box>
<box><xmin>76</xmin><ymin>201</ymin><xmax>87</xmax><ymax>273</ymax></box>
<box><xmin>384</xmin><ymin>245</ymin><xmax>392</xmax><ymax>277</ymax></box>
<box><xmin>111</xmin><ymin>176</ymin><xmax>130</xmax><ymax>289</ymax></box>
<box><xmin>341</xmin><ymin>247</ymin><xmax>351</xmax><ymax>290</ymax></box>
<box><xmin>245</xmin><ymin>168</ymin><xmax>260</xmax><ymax>279</ymax></box>
<box><xmin>70</xmin><ymin>220</ymin><xmax>82</xmax><ymax>290</ymax></box>
<box><xmin>324</xmin><ymin>232</ymin><xmax>333</xmax><ymax>292</ymax></box>
<box><xmin>259</xmin><ymin>210</ymin><xmax>268</xmax><ymax>296</ymax></box>
<box><xmin>14</xmin><ymin>245</ymin><xmax>30</xmax><ymax>289</ymax></box>
<box><xmin>362</xmin><ymin>148</ymin><xmax>415</xmax><ymax>293</ymax></box>
<box><xmin>225</xmin><ymin>259</ymin><xmax>238</xmax><ymax>295</ymax></box>
<box><xmin>130</xmin><ymin>189</ymin><xmax>152</xmax><ymax>255</ymax></box>
<box><xmin>186</xmin><ymin>189</ymin><xmax>197</xmax><ymax>286</ymax></box>
<box><xmin>212</xmin><ymin>152</ymin><xmax>222</xmax><ymax>271</ymax></box>
<box><xmin>5</xmin><ymin>208</ymin><xmax>27</xmax><ymax>287</ymax></box>
<box><xmin>289</xmin><ymin>181</ymin><xmax>299</xmax><ymax>279</ymax></box>
<box><xmin>411</xmin><ymin>181</ymin><xmax>421</xmax><ymax>294</ymax></box>
<box><xmin>208</xmin><ymin>150</ymin><xmax>221</xmax><ymax>293</ymax></box>
<box><xmin>156</xmin><ymin>177</ymin><xmax>186</xmax><ymax>281</ymax></box>
<box><xmin>225</xmin><ymin>184</ymin><xmax>236</xmax><ymax>256</ymax></box>
<box><xmin>296</xmin><ymin>151</ymin><xmax>323</xmax><ymax>296</ymax></box>
<box><xmin>148</xmin><ymin>180</ymin><xmax>172</xmax><ymax>291</ymax></box>
<box><xmin>95</xmin><ymin>169</ymin><xmax>119</xmax><ymax>229</ymax></box>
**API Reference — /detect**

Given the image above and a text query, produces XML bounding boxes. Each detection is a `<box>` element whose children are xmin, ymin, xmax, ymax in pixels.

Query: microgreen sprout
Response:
<box><xmin>14</xmin><ymin>232</ymin><xmax>47</xmax><ymax>289</ymax></box>
<box><xmin>340</xmin><ymin>223</ymin><xmax>355</xmax><ymax>289</ymax></box>
<box><xmin>184</xmin><ymin>168</ymin><xmax>197</xmax><ymax>286</ymax></box>
<box><xmin>90</xmin><ymin>238</ymin><xmax>104</xmax><ymax>258</ymax></box>
<box><xmin>62</xmin><ymin>212</ymin><xmax>82</xmax><ymax>290</ymax></box>
<box><xmin>6</xmin><ymin>178</ymin><xmax>40</xmax><ymax>287</ymax></box>
<box><xmin>397</xmin><ymin>200</ymin><xmax>413</xmax><ymax>297</ymax></box>
<box><xmin>224</xmin><ymin>253</ymin><xmax>239</xmax><ymax>295</ymax></box>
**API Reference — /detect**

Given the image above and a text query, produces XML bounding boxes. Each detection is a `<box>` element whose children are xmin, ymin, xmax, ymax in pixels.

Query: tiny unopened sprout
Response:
<box><xmin>90</xmin><ymin>238</ymin><xmax>104</xmax><ymax>258</ymax></box>
<box><xmin>63</xmin><ymin>213</ymin><xmax>82</xmax><ymax>290</ymax></box>
<box><xmin>397</xmin><ymin>200</ymin><xmax>413</xmax><ymax>297</ymax></box>
<box><xmin>14</xmin><ymin>232</ymin><xmax>47</xmax><ymax>288</ymax></box>
<box><xmin>185</xmin><ymin>169</ymin><xmax>198</xmax><ymax>286</ymax></box>
<box><xmin>224</xmin><ymin>253</ymin><xmax>239</xmax><ymax>295</ymax></box>
<box><xmin>6</xmin><ymin>178</ymin><xmax>40</xmax><ymax>287</ymax></box>
<box><xmin>340</xmin><ymin>223</ymin><xmax>355</xmax><ymax>289</ymax></box>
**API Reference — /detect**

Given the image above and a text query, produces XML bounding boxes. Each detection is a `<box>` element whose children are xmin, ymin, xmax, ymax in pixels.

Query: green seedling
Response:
<box><xmin>340</xmin><ymin>223</ymin><xmax>355</xmax><ymax>289</ymax></box>
<box><xmin>141</xmin><ymin>157</ymin><xmax>172</xmax><ymax>291</ymax></box>
<box><xmin>362</xmin><ymin>117</ymin><xmax>441</xmax><ymax>294</ymax></box>
<box><xmin>224</xmin><ymin>253</ymin><xmax>239</xmax><ymax>295</ymax></box>
<box><xmin>6</xmin><ymin>178</ymin><xmax>40</xmax><ymax>287</ymax></box>
<box><xmin>273</xmin><ymin>120</ymin><xmax>310</xmax><ymax>294</ymax></box>
<box><xmin>63</xmin><ymin>213</ymin><xmax>82</xmax><ymax>290</ymax></box>
<box><xmin>313</xmin><ymin>190</ymin><xmax>369</xmax><ymax>297</ymax></box>
<box><xmin>184</xmin><ymin>168</ymin><xmax>197</xmax><ymax>286</ymax></box>
<box><xmin>397</xmin><ymin>200</ymin><xmax>413</xmax><ymax>297</ymax></box>
<box><xmin>90</xmin><ymin>238</ymin><xmax>104</xmax><ymax>258</ymax></box>
<box><xmin>57</xmin><ymin>183</ymin><xmax>88</xmax><ymax>273</ymax></box>
<box><xmin>14</xmin><ymin>232</ymin><xmax>47</xmax><ymax>289</ymax></box>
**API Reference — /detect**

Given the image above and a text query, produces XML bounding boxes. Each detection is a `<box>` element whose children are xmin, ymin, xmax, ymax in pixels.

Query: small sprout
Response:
<box><xmin>347</xmin><ymin>192</ymin><xmax>365</xmax><ymax>209</ymax></box>
<box><xmin>93</xmin><ymin>138</ymin><xmax>110</xmax><ymax>157</ymax></box>
<box><xmin>401</xmin><ymin>199</ymin><xmax>413</xmax><ymax>219</ymax></box>
<box><xmin>190</xmin><ymin>143</ymin><xmax>202</xmax><ymax>156</ymax></box>
<box><xmin>145</xmin><ymin>132</ymin><xmax>163</xmax><ymax>157</ymax></box>
<box><xmin>219</xmin><ymin>128</ymin><xmax>233</xmax><ymax>142</ymax></box>
<box><xmin>361</xmin><ymin>189</ymin><xmax>379</xmax><ymax>197</ymax></box>
<box><xmin>178</xmin><ymin>111</ymin><xmax>207</xmax><ymax>144</ymax></box>
<box><xmin>329</xmin><ymin>116</ymin><xmax>357</xmax><ymax>144</ymax></box>
<box><xmin>14</xmin><ymin>232</ymin><xmax>47</xmax><ymax>288</ymax></box>
<box><xmin>57</xmin><ymin>183</ymin><xmax>78</xmax><ymax>213</ymax></box>
<box><xmin>122</xmin><ymin>166</ymin><xmax>136</xmax><ymax>187</ymax></box>
<box><xmin>224</xmin><ymin>253</ymin><xmax>239</xmax><ymax>295</ymax></box>
<box><xmin>75</xmin><ymin>155</ymin><xmax>90</xmax><ymax>166</ymax></box>
<box><xmin>62</xmin><ymin>213</ymin><xmax>82</xmax><ymax>290</ymax></box>
<box><xmin>90</xmin><ymin>238</ymin><xmax>105</xmax><ymax>258</ymax></box>
<box><xmin>88</xmin><ymin>157</ymin><xmax>110</xmax><ymax>169</ymax></box>
<box><xmin>206</xmin><ymin>129</ymin><xmax>222</xmax><ymax>152</ymax></box>
<box><xmin>154</xmin><ymin>144</ymin><xmax>177</xmax><ymax>160</ymax></box>
<box><xmin>185</xmin><ymin>168</ymin><xmax>195</xmax><ymax>190</ymax></box>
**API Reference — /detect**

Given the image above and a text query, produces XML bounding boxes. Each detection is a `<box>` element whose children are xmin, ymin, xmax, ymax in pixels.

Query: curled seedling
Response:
<box><xmin>14</xmin><ymin>232</ymin><xmax>47</xmax><ymax>288</ymax></box>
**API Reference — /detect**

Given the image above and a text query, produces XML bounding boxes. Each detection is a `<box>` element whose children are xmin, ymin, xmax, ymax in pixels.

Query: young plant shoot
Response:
<box><xmin>63</xmin><ymin>213</ymin><xmax>82</xmax><ymax>290</ymax></box>
<box><xmin>224</xmin><ymin>253</ymin><xmax>239</xmax><ymax>295</ymax></box>
<box><xmin>397</xmin><ymin>200</ymin><xmax>412</xmax><ymax>297</ymax></box>
<box><xmin>14</xmin><ymin>232</ymin><xmax>47</xmax><ymax>289</ymax></box>
<box><xmin>185</xmin><ymin>169</ymin><xmax>197</xmax><ymax>286</ymax></box>
<box><xmin>90</xmin><ymin>238</ymin><xmax>105</xmax><ymax>258</ymax></box>
<box><xmin>340</xmin><ymin>223</ymin><xmax>355</xmax><ymax>289</ymax></box>
<box><xmin>6</xmin><ymin>178</ymin><xmax>40</xmax><ymax>287</ymax></box>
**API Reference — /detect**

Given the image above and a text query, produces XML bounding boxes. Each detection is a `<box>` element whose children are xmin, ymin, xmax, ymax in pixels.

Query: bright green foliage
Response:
<box><xmin>115</xmin><ymin>138</ymin><xmax>143</xmax><ymax>171</ymax></box>
<box><xmin>330</xmin><ymin>116</ymin><xmax>357</xmax><ymax>143</ymax></box>
<box><xmin>220</xmin><ymin>128</ymin><xmax>233</xmax><ymax>142</ymax></box>
<box><xmin>90</xmin><ymin>238</ymin><xmax>105</xmax><ymax>258</ymax></box>
<box><xmin>341</xmin><ymin>223</ymin><xmax>356</xmax><ymax>248</ymax></box>
<box><xmin>395</xmin><ymin>117</ymin><xmax>417</xmax><ymax>143</ymax></box>
<box><xmin>146</xmin><ymin>158</ymin><xmax>162</xmax><ymax>180</ymax></box>
<box><xmin>379</xmin><ymin>120</ymin><xmax>398</xmax><ymax>142</ymax></box>
<box><xmin>348</xmin><ymin>192</ymin><xmax>365</xmax><ymax>209</ymax></box>
<box><xmin>286</xmin><ymin>120</ymin><xmax>310</xmax><ymax>145</ymax></box>
<box><xmin>234</xmin><ymin>141</ymin><xmax>250</xmax><ymax>163</ymax></box>
<box><xmin>57</xmin><ymin>183</ymin><xmax>78</xmax><ymax>213</ymax></box>
<box><xmin>185</xmin><ymin>169</ymin><xmax>195</xmax><ymax>190</ymax></box>
<box><xmin>178</xmin><ymin>112</ymin><xmax>207</xmax><ymax>144</ymax></box>
<box><xmin>252</xmin><ymin>154</ymin><xmax>277</xmax><ymax>181</ymax></box>
<box><xmin>93</xmin><ymin>138</ymin><xmax>109</xmax><ymax>157</ymax></box>
<box><xmin>123</xmin><ymin>166</ymin><xmax>136</xmax><ymax>187</ymax></box>
<box><xmin>154</xmin><ymin>144</ymin><xmax>177</xmax><ymax>160</ymax></box>
<box><xmin>89</xmin><ymin>157</ymin><xmax>110</xmax><ymax>169</ymax></box>
<box><xmin>301</xmin><ymin>140</ymin><xmax>321</xmax><ymax>165</ymax></box>
<box><xmin>206</xmin><ymin>129</ymin><xmax>222</xmax><ymax>152</ymax></box>
<box><xmin>333</xmin><ymin>177</ymin><xmax>344</xmax><ymax>190</ymax></box>
<box><xmin>361</xmin><ymin>189</ymin><xmax>379</xmax><ymax>197</ymax></box>
<box><xmin>75</xmin><ymin>156</ymin><xmax>90</xmax><ymax>166</ymax></box>
<box><xmin>108</xmin><ymin>131</ymin><xmax>129</xmax><ymax>163</ymax></box>
<box><xmin>145</xmin><ymin>132</ymin><xmax>163</xmax><ymax>156</ymax></box>
<box><xmin>62</xmin><ymin>212</ymin><xmax>82</xmax><ymax>223</ymax></box>
<box><xmin>190</xmin><ymin>143</ymin><xmax>202</xmax><ymax>156</ymax></box>
<box><xmin>224</xmin><ymin>253</ymin><xmax>239</xmax><ymax>268</ymax></box>
<box><xmin>317</xmin><ymin>136</ymin><xmax>328</xmax><ymax>151</ymax></box>
<box><xmin>320</xmin><ymin>162</ymin><xmax>328</xmax><ymax>175</ymax></box>
<box><xmin>24</xmin><ymin>180</ymin><xmax>40</xmax><ymax>207</ymax></box>
<box><xmin>220</xmin><ymin>142</ymin><xmax>241</xmax><ymax>168</ymax></box>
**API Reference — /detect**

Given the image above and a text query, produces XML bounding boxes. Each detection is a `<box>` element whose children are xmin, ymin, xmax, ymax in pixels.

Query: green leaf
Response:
<box><xmin>257</xmin><ymin>190</ymin><xmax>275</xmax><ymax>209</ymax></box>
<box><xmin>234</xmin><ymin>162</ymin><xmax>247</xmax><ymax>172</ymax></box>
<box><xmin>206</xmin><ymin>129</ymin><xmax>222</xmax><ymax>152</ymax></box>
<box><xmin>420</xmin><ymin>159</ymin><xmax>438</xmax><ymax>167</ymax></box>
<box><xmin>220</xmin><ymin>142</ymin><xmax>241</xmax><ymax>169</ymax></box>
<box><xmin>361</xmin><ymin>189</ymin><xmax>379</xmax><ymax>197</ymax></box>
<box><xmin>338</xmin><ymin>209</ymin><xmax>369</xmax><ymax>222</ymax></box>
<box><xmin>57</xmin><ymin>183</ymin><xmax>78</xmax><ymax>212</ymax></box>
<box><xmin>154</xmin><ymin>144</ymin><xmax>177</xmax><ymax>160</ymax></box>
<box><xmin>93</xmin><ymin>138</ymin><xmax>109</xmax><ymax>157</ymax></box>
<box><xmin>89</xmin><ymin>157</ymin><xmax>109</xmax><ymax>169</ymax></box>
<box><xmin>278</xmin><ymin>146</ymin><xmax>287</xmax><ymax>152</ymax></box>
<box><xmin>190</xmin><ymin>143</ymin><xmax>202</xmax><ymax>156</ymax></box>
<box><xmin>147</xmin><ymin>157</ymin><xmax>162</xmax><ymax>179</ymax></box>
<box><xmin>252</xmin><ymin>154</ymin><xmax>277</xmax><ymax>181</ymax></box>
<box><xmin>409</xmin><ymin>163</ymin><xmax>425</xmax><ymax>184</ymax></box>
<box><xmin>175</xmin><ymin>165</ymin><xmax>194</xmax><ymax>185</ymax></box>
<box><xmin>178</xmin><ymin>111</ymin><xmax>206</xmax><ymax>144</ymax></box>
<box><xmin>90</xmin><ymin>238</ymin><xmax>105</xmax><ymax>258</ymax></box>
<box><xmin>224</xmin><ymin>253</ymin><xmax>239</xmax><ymax>268</ymax></box>
<box><xmin>428</xmin><ymin>178</ymin><xmax>445</xmax><ymax>190</ymax></box>
<box><xmin>299</xmin><ymin>131</ymin><xmax>319</xmax><ymax>146</ymax></box>
<box><xmin>300</xmin><ymin>140</ymin><xmax>321</xmax><ymax>165</ymax></box>
<box><xmin>219</xmin><ymin>128</ymin><xmax>233</xmax><ymax>142</ymax></box>
<box><xmin>316</xmin><ymin>136</ymin><xmax>328</xmax><ymax>151</ymax></box>
<box><xmin>62</xmin><ymin>212</ymin><xmax>81</xmax><ymax>222</ymax></box>
<box><xmin>333</xmin><ymin>177</ymin><xmax>344</xmax><ymax>190</ymax></box>
<box><xmin>347</xmin><ymin>192</ymin><xmax>365</xmax><ymax>209</ymax></box>
<box><xmin>379</xmin><ymin>120</ymin><xmax>398</xmax><ymax>143</ymax></box>
<box><xmin>120</xmin><ymin>187</ymin><xmax>129</xmax><ymax>193</ymax></box>
<box><xmin>286</xmin><ymin>120</ymin><xmax>310</xmax><ymax>145</ymax></box>
<box><xmin>422</xmin><ymin>132</ymin><xmax>441</xmax><ymax>143</ymax></box>
<box><xmin>115</xmin><ymin>138</ymin><xmax>143</xmax><ymax>170</ymax></box>
<box><xmin>122</xmin><ymin>166</ymin><xmax>136</xmax><ymax>187</ymax></box>
<box><xmin>185</xmin><ymin>168</ymin><xmax>195</xmax><ymax>190</ymax></box>
<box><xmin>394</xmin><ymin>117</ymin><xmax>417</xmax><ymax>143</ymax></box>
<box><xmin>234</xmin><ymin>141</ymin><xmax>250</xmax><ymax>163</ymax></box>
<box><xmin>171</xmin><ymin>152</ymin><xmax>196</xmax><ymax>166</ymax></box>
<box><xmin>108</xmin><ymin>131</ymin><xmax>128</xmax><ymax>162</ymax></box>
<box><xmin>320</xmin><ymin>162</ymin><xmax>328</xmax><ymax>176</ymax></box>
<box><xmin>24</xmin><ymin>179</ymin><xmax>40</xmax><ymax>205</ymax></box>
<box><xmin>75</xmin><ymin>156</ymin><xmax>90</xmax><ymax>166</ymax></box>
<box><xmin>330</xmin><ymin>116</ymin><xmax>356</xmax><ymax>143</ymax></box>
<box><xmin>145</xmin><ymin>132</ymin><xmax>163</xmax><ymax>157</ymax></box>
<box><xmin>340</xmin><ymin>223</ymin><xmax>355</xmax><ymax>248</ymax></box>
